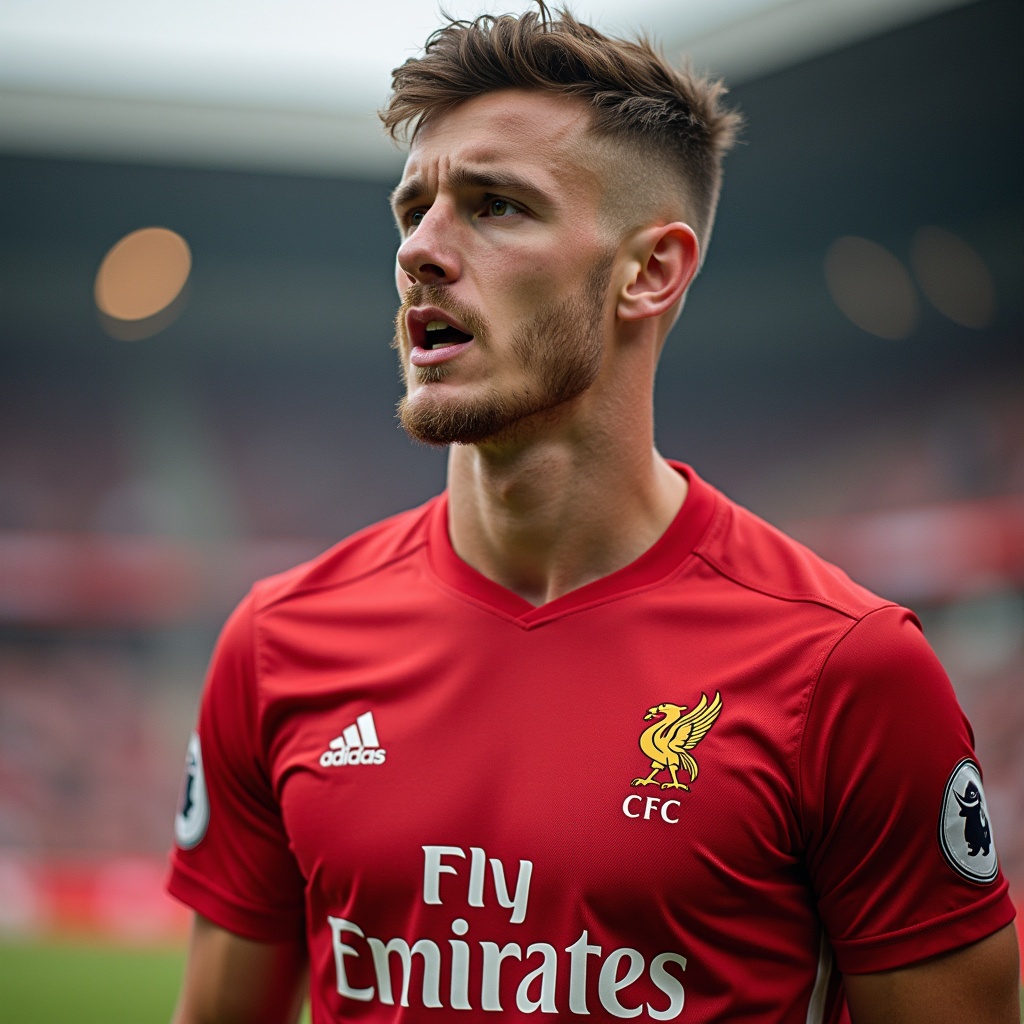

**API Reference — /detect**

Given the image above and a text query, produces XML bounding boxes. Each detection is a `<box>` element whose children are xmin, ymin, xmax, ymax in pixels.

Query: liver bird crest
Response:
<box><xmin>631</xmin><ymin>693</ymin><xmax>723</xmax><ymax>791</ymax></box>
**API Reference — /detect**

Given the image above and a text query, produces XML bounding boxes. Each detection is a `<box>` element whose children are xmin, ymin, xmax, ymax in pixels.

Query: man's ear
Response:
<box><xmin>617</xmin><ymin>223</ymin><xmax>700</xmax><ymax>322</ymax></box>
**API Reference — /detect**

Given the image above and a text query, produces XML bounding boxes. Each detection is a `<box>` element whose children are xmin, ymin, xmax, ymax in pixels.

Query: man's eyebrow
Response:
<box><xmin>447</xmin><ymin>167</ymin><xmax>553</xmax><ymax>207</ymax></box>
<box><xmin>390</xmin><ymin>167</ymin><xmax>554</xmax><ymax>214</ymax></box>
<box><xmin>390</xmin><ymin>177</ymin><xmax>425</xmax><ymax>214</ymax></box>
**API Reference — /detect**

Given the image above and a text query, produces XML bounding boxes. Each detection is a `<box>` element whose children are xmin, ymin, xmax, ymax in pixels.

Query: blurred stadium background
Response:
<box><xmin>0</xmin><ymin>0</ymin><xmax>1021</xmax><ymax>1019</ymax></box>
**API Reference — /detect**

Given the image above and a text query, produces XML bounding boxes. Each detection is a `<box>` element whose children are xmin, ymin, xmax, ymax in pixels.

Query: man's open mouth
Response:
<box><xmin>422</xmin><ymin>320</ymin><xmax>474</xmax><ymax>349</ymax></box>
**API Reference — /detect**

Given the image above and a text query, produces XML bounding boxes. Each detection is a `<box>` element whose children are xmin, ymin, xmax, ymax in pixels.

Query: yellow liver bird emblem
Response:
<box><xmin>631</xmin><ymin>693</ymin><xmax>723</xmax><ymax>791</ymax></box>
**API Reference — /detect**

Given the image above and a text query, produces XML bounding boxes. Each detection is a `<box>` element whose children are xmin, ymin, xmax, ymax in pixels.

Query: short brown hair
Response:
<box><xmin>381</xmin><ymin>2</ymin><xmax>741</xmax><ymax>253</ymax></box>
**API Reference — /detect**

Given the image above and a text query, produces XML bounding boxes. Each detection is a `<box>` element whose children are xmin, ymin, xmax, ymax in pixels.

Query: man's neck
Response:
<box><xmin>446</xmin><ymin>436</ymin><xmax>686</xmax><ymax>607</ymax></box>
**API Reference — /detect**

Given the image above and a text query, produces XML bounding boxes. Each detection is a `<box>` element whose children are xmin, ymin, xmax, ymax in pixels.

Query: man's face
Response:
<box><xmin>390</xmin><ymin>89</ymin><xmax>616</xmax><ymax>447</ymax></box>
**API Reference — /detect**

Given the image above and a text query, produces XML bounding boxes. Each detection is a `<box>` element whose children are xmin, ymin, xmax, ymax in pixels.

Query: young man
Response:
<box><xmin>168</xmin><ymin>6</ymin><xmax>1019</xmax><ymax>1022</ymax></box>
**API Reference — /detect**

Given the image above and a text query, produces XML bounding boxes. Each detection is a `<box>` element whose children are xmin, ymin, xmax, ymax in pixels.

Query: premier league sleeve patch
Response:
<box><xmin>174</xmin><ymin>731</ymin><xmax>210</xmax><ymax>850</ymax></box>
<box><xmin>938</xmin><ymin>758</ymin><xmax>998</xmax><ymax>884</ymax></box>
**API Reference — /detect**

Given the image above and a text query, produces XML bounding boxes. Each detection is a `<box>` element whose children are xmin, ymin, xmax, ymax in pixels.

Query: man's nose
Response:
<box><xmin>396</xmin><ymin>206</ymin><xmax>461</xmax><ymax>286</ymax></box>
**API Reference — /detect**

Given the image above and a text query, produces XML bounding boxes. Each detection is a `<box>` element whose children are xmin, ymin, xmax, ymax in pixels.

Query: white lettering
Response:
<box><xmin>490</xmin><ymin>856</ymin><xmax>533</xmax><ymax>925</ymax></box>
<box><xmin>367</xmin><ymin>936</ymin><xmax>442</xmax><ymax>1008</ymax></box>
<box><xmin>623</xmin><ymin>794</ymin><xmax>679</xmax><ymax>824</ymax></box>
<box><xmin>421</xmin><ymin>845</ymin><xmax>533</xmax><ymax>924</ymax></box>
<box><xmin>469</xmin><ymin>847</ymin><xmax>486</xmax><ymax>907</ymax></box>
<box><xmin>516</xmin><ymin>943</ymin><xmax>558</xmax><ymax>1013</ymax></box>
<box><xmin>422</xmin><ymin>846</ymin><xmax>465</xmax><ymax>906</ymax></box>
<box><xmin>328</xmin><ymin>911</ymin><xmax>688</xmax><ymax>1019</ymax></box>
<box><xmin>319</xmin><ymin>746</ymin><xmax>387</xmax><ymax>767</ymax></box>
<box><xmin>647</xmin><ymin>952</ymin><xmax>687</xmax><ymax>1020</ymax></box>
<box><xmin>598</xmin><ymin>947</ymin><xmax>645</xmax><ymax>1018</ymax></box>
<box><xmin>327</xmin><ymin>916</ymin><xmax>373</xmax><ymax>1002</ymax></box>
<box><xmin>565</xmin><ymin>929</ymin><xmax>602</xmax><ymax>1014</ymax></box>
<box><xmin>480</xmin><ymin>941</ymin><xmax>522</xmax><ymax>1010</ymax></box>
<box><xmin>449</xmin><ymin>918</ymin><xmax>471</xmax><ymax>1010</ymax></box>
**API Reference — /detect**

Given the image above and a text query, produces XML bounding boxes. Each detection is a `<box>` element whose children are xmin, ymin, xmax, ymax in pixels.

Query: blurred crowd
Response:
<box><xmin>0</xmin><ymin>369</ymin><xmax>1019</xmax><ymax>891</ymax></box>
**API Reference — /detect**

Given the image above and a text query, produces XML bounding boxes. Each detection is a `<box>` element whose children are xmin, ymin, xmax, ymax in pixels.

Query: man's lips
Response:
<box><xmin>406</xmin><ymin>306</ymin><xmax>475</xmax><ymax>347</ymax></box>
<box><xmin>405</xmin><ymin>306</ymin><xmax>476</xmax><ymax>366</ymax></box>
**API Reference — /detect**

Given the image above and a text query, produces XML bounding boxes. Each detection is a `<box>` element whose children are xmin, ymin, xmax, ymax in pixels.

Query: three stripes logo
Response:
<box><xmin>319</xmin><ymin>711</ymin><xmax>387</xmax><ymax>768</ymax></box>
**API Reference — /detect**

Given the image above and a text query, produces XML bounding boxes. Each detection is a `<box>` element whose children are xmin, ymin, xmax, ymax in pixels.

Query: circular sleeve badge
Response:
<box><xmin>174</xmin><ymin>731</ymin><xmax>210</xmax><ymax>850</ymax></box>
<box><xmin>938</xmin><ymin>758</ymin><xmax>998</xmax><ymax>884</ymax></box>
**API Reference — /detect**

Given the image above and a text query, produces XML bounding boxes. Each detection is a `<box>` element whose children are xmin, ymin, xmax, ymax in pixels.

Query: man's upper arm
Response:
<box><xmin>167</xmin><ymin>591</ymin><xmax>306</xmax><ymax>941</ymax></box>
<box><xmin>843</xmin><ymin>922</ymin><xmax>1021</xmax><ymax>1024</ymax></box>
<box><xmin>172</xmin><ymin>913</ymin><xmax>308</xmax><ymax>1024</ymax></box>
<box><xmin>800</xmin><ymin>608</ymin><xmax>1016</xmax><ymax>972</ymax></box>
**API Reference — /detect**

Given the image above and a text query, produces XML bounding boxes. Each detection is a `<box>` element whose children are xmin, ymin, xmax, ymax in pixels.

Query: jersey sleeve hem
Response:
<box><xmin>832</xmin><ymin>884</ymin><xmax>1016</xmax><ymax>974</ymax></box>
<box><xmin>167</xmin><ymin>859</ymin><xmax>305</xmax><ymax>944</ymax></box>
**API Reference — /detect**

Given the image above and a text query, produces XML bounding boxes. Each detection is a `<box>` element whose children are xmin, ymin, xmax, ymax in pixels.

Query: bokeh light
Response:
<box><xmin>94</xmin><ymin>227</ymin><xmax>191</xmax><ymax>340</ymax></box>
<box><xmin>911</xmin><ymin>225</ymin><xmax>996</xmax><ymax>329</ymax></box>
<box><xmin>824</xmin><ymin>236</ymin><xmax>920</xmax><ymax>340</ymax></box>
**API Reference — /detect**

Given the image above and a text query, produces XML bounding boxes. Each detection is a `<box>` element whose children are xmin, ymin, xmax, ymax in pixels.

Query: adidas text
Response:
<box><xmin>321</xmin><ymin>747</ymin><xmax>387</xmax><ymax>767</ymax></box>
<box><xmin>320</xmin><ymin>711</ymin><xmax>387</xmax><ymax>768</ymax></box>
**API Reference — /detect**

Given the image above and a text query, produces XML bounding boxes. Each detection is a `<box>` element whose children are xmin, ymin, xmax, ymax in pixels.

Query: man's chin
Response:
<box><xmin>397</xmin><ymin>389</ymin><xmax>530</xmax><ymax>447</ymax></box>
<box><xmin>398</xmin><ymin>389</ymin><xmax>582</xmax><ymax>449</ymax></box>
<box><xmin>398</xmin><ymin>397</ymin><xmax>495</xmax><ymax>447</ymax></box>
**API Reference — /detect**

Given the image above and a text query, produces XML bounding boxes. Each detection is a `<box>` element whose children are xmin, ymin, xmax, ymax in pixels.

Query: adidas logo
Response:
<box><xmin>319</xmin><ymin>711</ymin><xmax>387</xmax><ymax>768</ymax></box>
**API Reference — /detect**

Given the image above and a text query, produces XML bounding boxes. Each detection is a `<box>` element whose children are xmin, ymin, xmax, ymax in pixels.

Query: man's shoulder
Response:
<box><xmin>695</xmin><ymin>478</ymin><xmax>892</xmax><ymax>622</ymax></box>
<box><xmin>248</xmin><ymin>495</ymin><xmax>442</xmax><ymax>612</ymax></box>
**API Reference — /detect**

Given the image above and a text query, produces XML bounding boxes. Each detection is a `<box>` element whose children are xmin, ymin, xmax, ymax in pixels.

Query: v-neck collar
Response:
<box><xmin>426</xmin><ymin>462</ymin><xmax>719</xmax><ymax>628</ymax></box>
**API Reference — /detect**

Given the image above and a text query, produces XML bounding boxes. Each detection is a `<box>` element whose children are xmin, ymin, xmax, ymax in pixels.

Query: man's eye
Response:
<box><xmin>484</xmin><ymin>198</ymin><xmax>519</xmax><ymax>218</ymax></box>
<box><xmin>407</xmin><ymin>210</ymin><xmax>426</xmax><ymax>229</ymax></box>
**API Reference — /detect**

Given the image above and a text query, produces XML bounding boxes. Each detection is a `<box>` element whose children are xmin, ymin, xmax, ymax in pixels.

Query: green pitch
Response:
<box><xmin>0</xmin><ymin>940</ymin><xmax>313</xmax><ymax>1024</ymax></box>
<box><xmin>0</xmin><ymin>939</ymin><xmax>186</xmax><ymax>1024</ymax></box>
<box><xmin>1</xmin><ymin>939</ymin><xmax>1018</xmax><ymax>1021</ymax></box>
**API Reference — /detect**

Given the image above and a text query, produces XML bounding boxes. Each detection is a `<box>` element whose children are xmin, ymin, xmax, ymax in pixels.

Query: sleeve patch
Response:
<box><xmin>175</xmin><ymin>731</ymin><xmax>210</xmax><ymax>850</ymax></box>
<box><xmin>938</xmin><ymin>759</ymin><xmax>998</xmax><ymax>884</ymax></box>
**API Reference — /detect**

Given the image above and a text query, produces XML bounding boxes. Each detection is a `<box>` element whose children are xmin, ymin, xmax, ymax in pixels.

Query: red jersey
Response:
<box><xmin>168</xmin><ymin>464</ymin><xmax>1014</xmax><ymax>1022</ymax></box>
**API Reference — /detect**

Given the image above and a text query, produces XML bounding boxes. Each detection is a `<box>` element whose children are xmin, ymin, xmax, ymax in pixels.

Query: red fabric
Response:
<box><xmin>168</xmin><ymin>465</ymin><xmax>1014</xmax><ymax>1022</ymax></box>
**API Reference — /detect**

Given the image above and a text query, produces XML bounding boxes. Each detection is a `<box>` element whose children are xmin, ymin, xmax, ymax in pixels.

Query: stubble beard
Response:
<box><xmin>393</xmin><ymin>256</ymin><xmax>613</xmax><ymax>447</ymax></box>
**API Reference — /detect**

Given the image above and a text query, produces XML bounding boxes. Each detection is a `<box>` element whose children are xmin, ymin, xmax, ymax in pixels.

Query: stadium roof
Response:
<box><xmin>0</xmin><ymin>0</ymin><xmax>975</xmax><ymax>176</ymax></box>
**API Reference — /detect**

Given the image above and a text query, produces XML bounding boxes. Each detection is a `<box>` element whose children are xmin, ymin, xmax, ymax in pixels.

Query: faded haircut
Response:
<box><xmin>381</xmin><ymin>1</ymin><xmax>742</xmax><ymax>256</ymax></box>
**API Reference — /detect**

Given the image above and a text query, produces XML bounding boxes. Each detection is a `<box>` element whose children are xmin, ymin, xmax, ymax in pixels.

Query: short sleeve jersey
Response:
<box><xmin>168</xmin><ymin>464</ymin><xmax>1015</xmax><ymax>1023</ymax></box>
